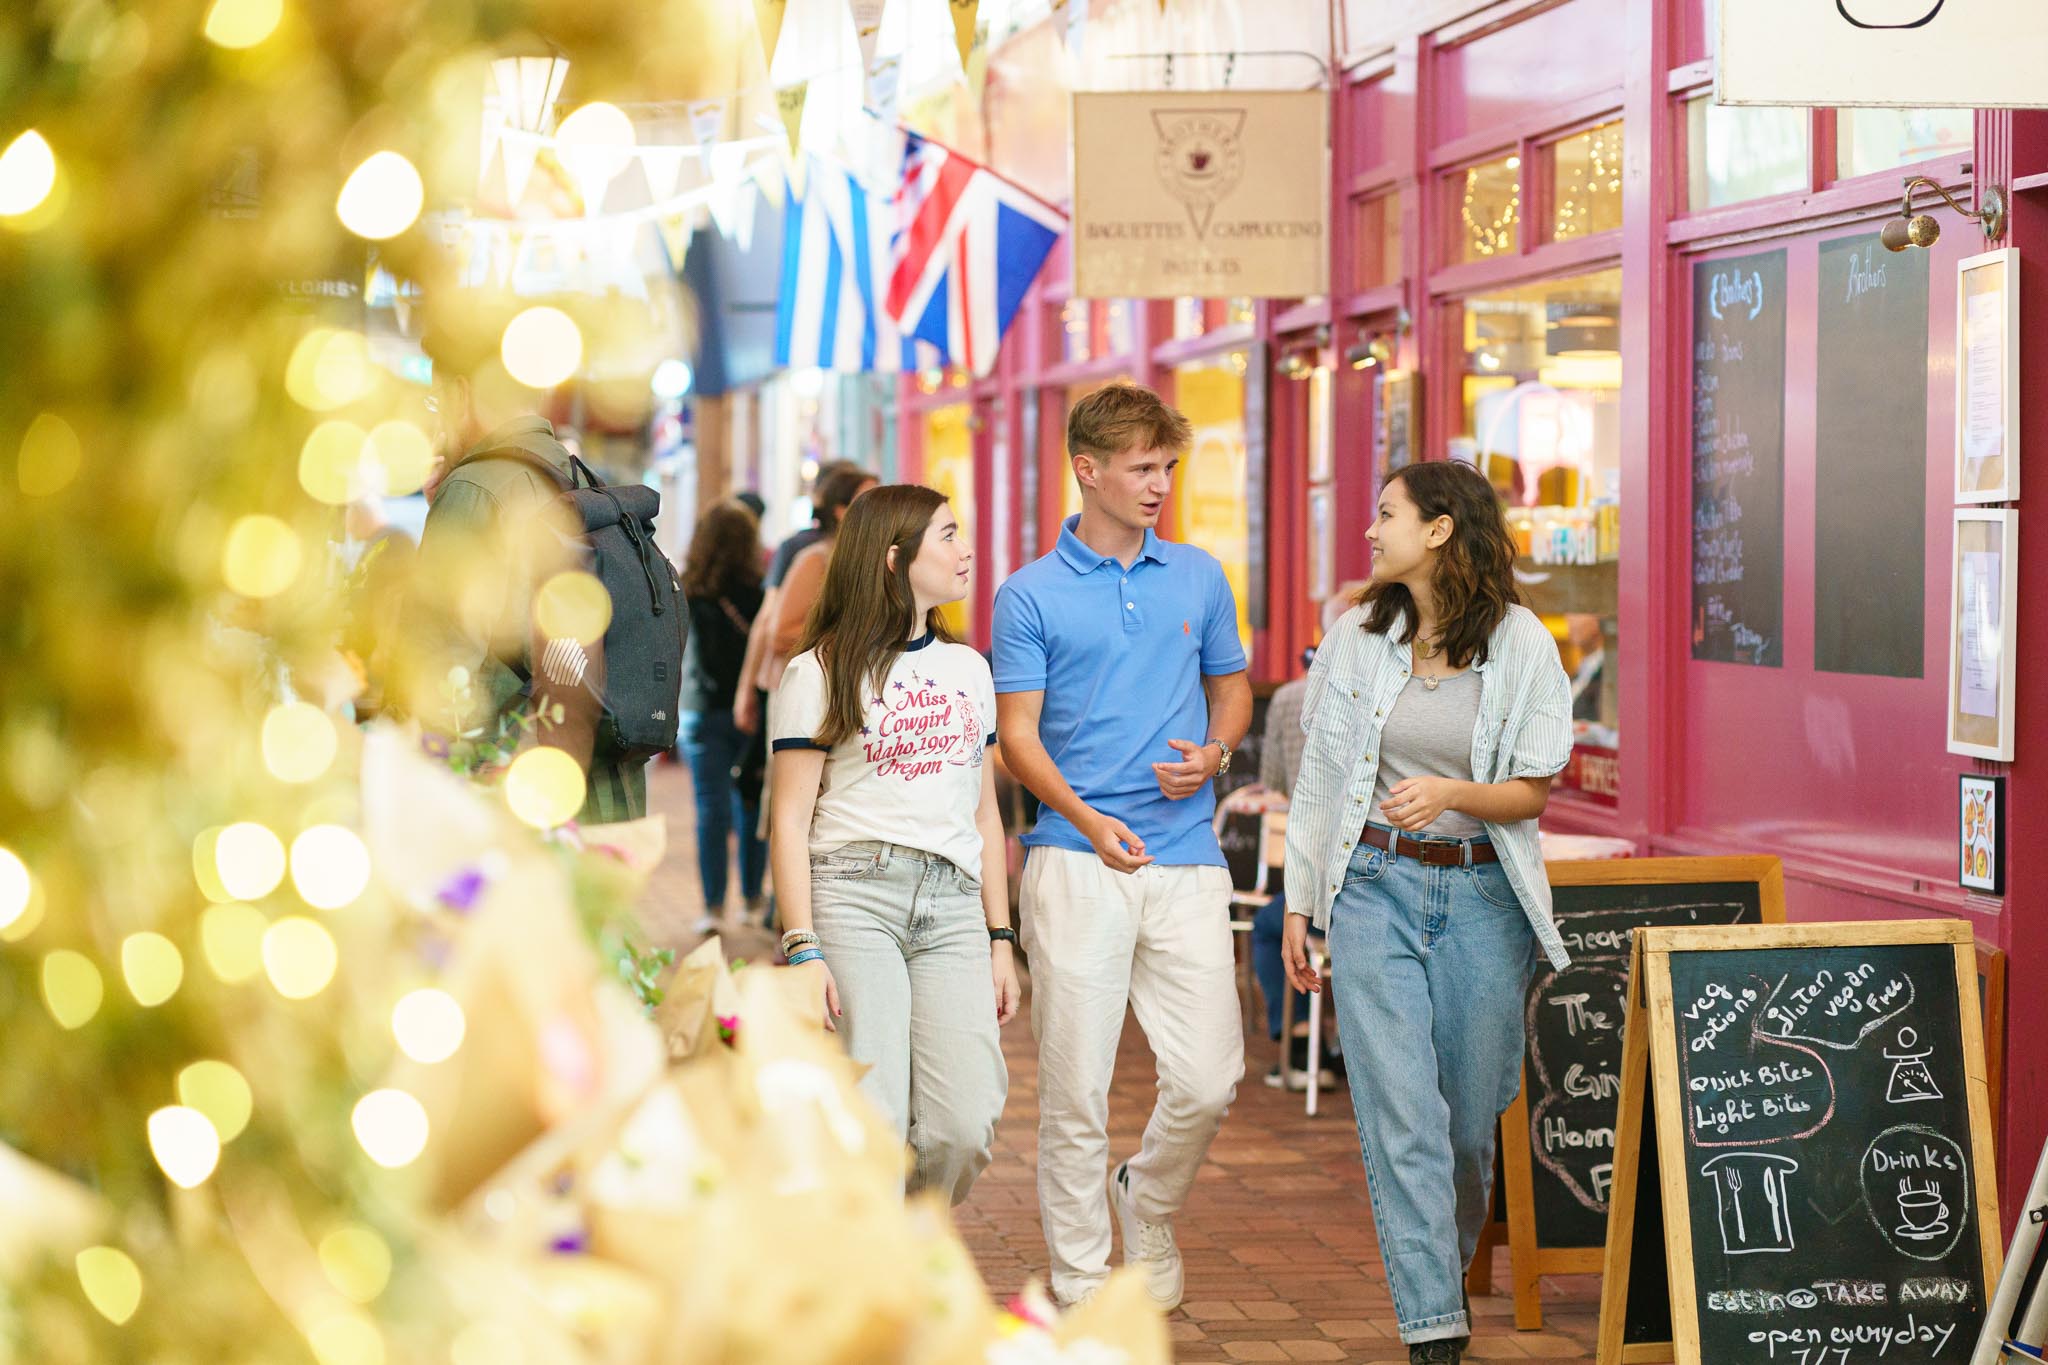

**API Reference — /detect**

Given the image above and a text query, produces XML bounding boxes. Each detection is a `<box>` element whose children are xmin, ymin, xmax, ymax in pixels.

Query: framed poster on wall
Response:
<box><xmin>1956</xmin><ymin>248</ymin><xmax>2019</xmax><ymax>504</ymax></box>
<box><xmin>1959</xmin><ymin>773</ymin><xmax>2005</xmax><ymax>896</ymax></box>
<box><xmin>1947</xmin><ymin>509</ymin><xmax>2018</xmax><ymax>761</ymax></box>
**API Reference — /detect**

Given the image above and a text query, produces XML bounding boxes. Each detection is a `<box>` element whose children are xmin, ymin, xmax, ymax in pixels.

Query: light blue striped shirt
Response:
<box><xmin>1283</xmin><ymin>603</ymin><xmax>1577</xmax><ymax>970</ymax></box>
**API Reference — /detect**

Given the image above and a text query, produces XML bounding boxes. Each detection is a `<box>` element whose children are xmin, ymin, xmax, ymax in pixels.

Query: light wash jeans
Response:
<box><xmin>1325</xmin><ymin>829</ymin><xmax>1537</xmax><ymax>1344</ymax></box>
<box><xmin>1019</xmin><ymin>845</ymin><xmax>1244</xmax><ymax>1304</ymax></box>
<box><xmin>809</xmin><ymin>841</ymin><xmax>1008</xmax><ymax>1206</ymax></box>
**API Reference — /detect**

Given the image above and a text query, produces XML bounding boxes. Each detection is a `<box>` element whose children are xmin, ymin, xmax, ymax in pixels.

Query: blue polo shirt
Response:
<box><xmin>991</xmin><ymin>515</ymin><xmax>1248</xmax><ymax>868</ymax></box>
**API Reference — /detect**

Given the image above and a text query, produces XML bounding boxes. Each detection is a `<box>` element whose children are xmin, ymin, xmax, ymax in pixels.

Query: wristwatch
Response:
<box><xmin>1208</xmin><ymin>739</ymin><xmax>1233</xmax><ymax>774</ymax></box>
<box><xmin>988</xmin><ymin>927</ymin><xmax>1019</xmax><ymax>946</ymax></box>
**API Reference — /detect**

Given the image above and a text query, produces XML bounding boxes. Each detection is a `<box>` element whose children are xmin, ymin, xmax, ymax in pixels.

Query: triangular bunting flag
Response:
<box><xmin>949</xmin><ymin>0</ymin><xmax>978</xmax><ymax>76</ymax></box>
<box><xmin>866</xmin><ymin>55</ymin><xmax>902</xmax><ymax>124</ymax></box>
<box><xmin>501</xmin><ymin>130</ymin><xmax>541</xmax><ymax>208</ymax></box>
<box><xmin>655</xmin><ymin>213</ymin><xmax>692</xmax><ymax>273</ymax></box>
<box><xmin>965</xmin><ymin>21</ymin><xmax>991</xmax><ymax>105</ymax></box>
<box><xmin>850</xmin><ymin>0</ymin><xmax>886</xmax><ymax>76</ymax></box>
<box><xmin>478</xmin><ymin>121</ymin><xmax>504</xmax><ymax>189</ymax></box>
<box><xmin>1065</xmin><ymin>0</ymin><xmax>1088</xmax><ymax>65</ymax></box>
<box><xmin>774</xmin><ymin>83</ymin><xmax>807</xmax><ymax>161</ymax></box>
<box><xmin>688</xmin><ymin>100</ymin><xmax>725</xmax><ymax>156</ymax></box>
<box><xmin>754</xmin><ymin>0</ymin><xmax>788</xmax><ymax>79</ymax></box>
<box><xmin>640</xmin><ymin>146</ymin><xmax>689</xmax><ymax>204</ymax></box>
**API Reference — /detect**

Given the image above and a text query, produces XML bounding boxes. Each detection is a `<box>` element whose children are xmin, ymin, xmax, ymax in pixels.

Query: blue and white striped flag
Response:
<box><xmin>774</xmin><ymin>157</ymin><xmax>931</xmax><ymax>373</ymax></box>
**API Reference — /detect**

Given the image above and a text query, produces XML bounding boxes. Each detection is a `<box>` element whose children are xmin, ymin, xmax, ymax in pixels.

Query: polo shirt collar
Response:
<box><xmin>1054</xmin><ymin>514</ymin><xmax>1166</xmax><ymax>573</ymax></box>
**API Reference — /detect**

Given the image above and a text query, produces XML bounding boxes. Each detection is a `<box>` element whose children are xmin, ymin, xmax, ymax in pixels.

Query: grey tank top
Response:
<box><xmin>1370</xmin><ymin>669</ymin><xmax>1485</xmax><ymax>838</ymax></box>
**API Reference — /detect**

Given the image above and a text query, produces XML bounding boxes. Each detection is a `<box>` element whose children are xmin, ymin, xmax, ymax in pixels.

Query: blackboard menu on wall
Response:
<box><xmin>1665</xmin><ymin>941</ymin><xmax>1989</xmax><ymax>1362</ymax></box>
<box><xmin>1525</xmin><ymin>881</ymin><xmax>1764</xmax><ymax>1249</ymax></box>
<box><xmin>1692</xmin><ymin>249</ymin><xmax>1788</xmax><ymax>666</ymax></box>
<box><xmin>1815</xmin><ymin>235</ymin><xmax>1929</xmax><ymax>679</ymax></box>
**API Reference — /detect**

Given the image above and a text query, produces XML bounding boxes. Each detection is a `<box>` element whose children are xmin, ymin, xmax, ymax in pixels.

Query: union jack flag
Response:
<box><xmin>883</xmin><ymin>130</ymin><xmax>1066</xmax><ymax>376</ymax></box>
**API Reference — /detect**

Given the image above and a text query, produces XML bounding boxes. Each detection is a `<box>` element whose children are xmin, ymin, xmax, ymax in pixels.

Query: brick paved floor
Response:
<box><xmin>643</xmin><ymin>759</ymin><xmax>1604</xmax><ymax>1362</ymax></box>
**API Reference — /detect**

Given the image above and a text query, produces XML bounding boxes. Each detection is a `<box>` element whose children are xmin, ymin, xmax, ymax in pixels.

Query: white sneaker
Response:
<box><xmin>1112</xmin><ymin>1162</ymin><xmax>1183</xmax><ymax>1310</ymax></box>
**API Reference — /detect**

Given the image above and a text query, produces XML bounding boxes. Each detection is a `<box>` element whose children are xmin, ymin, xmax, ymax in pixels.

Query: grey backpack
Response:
<box><xmin>457</xmin><ymin>441</ymin><xmax>683</xmax><ymax>763</ymax></box>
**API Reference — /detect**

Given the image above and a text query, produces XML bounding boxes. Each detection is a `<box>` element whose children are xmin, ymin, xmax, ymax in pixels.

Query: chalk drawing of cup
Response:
<box><xmin>1836</xmin><ymin>0</ymin><xmax>1945</xmax><ymax>27</ymax></box>
<box><xmin>1896</xmin><ymin>1183</ymin><xmax>1951</xmax><ymax>1240</ymax></box>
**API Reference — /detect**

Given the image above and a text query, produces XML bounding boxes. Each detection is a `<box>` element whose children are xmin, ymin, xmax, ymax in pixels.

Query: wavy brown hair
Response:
<box><xmin>680</xmin><ymin>498</ymin><xmax>762</xmax><ymax>600</ymax></box>
<box><xmin>1355</xmin><ymin>460</ymin><xmax>1520</xmax><ymax>669</ymax></box>
<box><xmin>798</xmin><ymin>484</ymin><xmax>960</xmax><ymax>748</ymax></box>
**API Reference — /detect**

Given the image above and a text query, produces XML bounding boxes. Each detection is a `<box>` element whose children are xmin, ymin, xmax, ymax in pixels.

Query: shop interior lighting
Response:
<box><xmin>1880</xmin><ymin>173</ymin><xmax>2006</xmax><ymax>251</ymax></box>
<box><xmin>1346</xmin><ymin>336</ymin><xmax>1394</xmax><ymax>370</ymax></box>
<box><xmin>490</xmin><ymin>53</ymin><xmax>570</xmax><ymax>135</ymax></box>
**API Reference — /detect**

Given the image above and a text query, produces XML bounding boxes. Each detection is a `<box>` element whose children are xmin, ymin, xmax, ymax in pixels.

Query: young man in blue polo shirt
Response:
<box><xmin>992</xmin><ymin>383</ymin><xmax>1253</xmax><ymax>1310</ymax></box>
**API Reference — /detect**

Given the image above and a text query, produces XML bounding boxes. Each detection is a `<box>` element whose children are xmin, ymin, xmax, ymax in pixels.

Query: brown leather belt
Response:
<box><xmin>1360</xmin><ymin>823</ymin><xmax>1498</xmax><ymax>866</ymax></box>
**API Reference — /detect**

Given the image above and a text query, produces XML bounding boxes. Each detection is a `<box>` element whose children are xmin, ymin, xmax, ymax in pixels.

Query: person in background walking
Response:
<box><xmin>765</xmin><ymin>463</ymin><xmax>877</xmax><ymax>672</ymax></box>
<box><xmin>732</xmin><ymin>461</ymin><xmax>872</xmax><ymax>738</ymax></box>
<box><xmin>1282</xmin><ymin>460</ymin><xmax>1573</xmax><ymax>1365</ymax></box>
<box><xmin>1247</xmin><ymin>589</ymin><xmax>1357</xmax><ymax>1090</ymax></box>
<box><xmin>678</xmin><ymin>498</ymin><xmax>769</xmax><ymax>934</ymax></box>
<box><xmin>993</xmin><ymin>383</ymin><xmax>1252</xmax><ymax>1312</ymax></box>
<box><xmin>768</xmin><ymin>485</ymin><xmax>1017</xmax><ymax>1205</ymax></box>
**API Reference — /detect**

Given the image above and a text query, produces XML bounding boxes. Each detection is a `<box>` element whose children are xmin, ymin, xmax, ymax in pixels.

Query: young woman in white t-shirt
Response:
<box><xmin>769</xmin><ymin>484</ymin><xmax>1018</xmax><ymax>1205</ymax></box>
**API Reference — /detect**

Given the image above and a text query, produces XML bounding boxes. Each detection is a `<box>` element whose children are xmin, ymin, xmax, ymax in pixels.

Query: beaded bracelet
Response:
<box><xmin>780</xmin><ymin>930</ymin><xmax>820</xmax><ymax>953</ymax></box>
<box><xmin>785</xmin><ymin>948</ymin><xmax>824</xmax><ymax>968</ymax></box>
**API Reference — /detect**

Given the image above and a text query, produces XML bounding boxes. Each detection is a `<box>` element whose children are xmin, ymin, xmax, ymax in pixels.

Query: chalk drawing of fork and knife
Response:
<box><xmin>1702</xmin><ymin>1152</ymin><xmax>1801</xmax><ymax>1254</ymax></box>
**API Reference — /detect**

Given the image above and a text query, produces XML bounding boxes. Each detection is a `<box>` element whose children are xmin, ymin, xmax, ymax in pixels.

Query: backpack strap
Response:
<box><xmin>451</xmin><ymin>431</ymin><xmax>576</xmax><ymax>489</ymax></box>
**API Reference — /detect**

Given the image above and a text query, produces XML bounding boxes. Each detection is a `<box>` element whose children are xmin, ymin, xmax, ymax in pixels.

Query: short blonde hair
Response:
<box><xmin>1066</xmin><ymin>383</ymin><xmax>1193</xmax><ymax>464</ymax></box>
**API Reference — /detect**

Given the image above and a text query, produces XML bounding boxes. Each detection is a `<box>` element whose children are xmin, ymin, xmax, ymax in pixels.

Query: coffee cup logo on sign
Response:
<box><xmin>1151</xmin><ymin>109</ymin><xmax>1246</xmax><ymax>239</ymax></box>
<box><xmin>1835</xmin><ymin>0</ymin><xmax>1945</xmax><ymax>27</ymax></box>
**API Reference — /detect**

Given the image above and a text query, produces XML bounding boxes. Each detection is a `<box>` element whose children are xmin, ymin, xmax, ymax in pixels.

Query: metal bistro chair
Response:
<box><xmin>1210</xmin><ymin>788</ymin><xmax>1288</xmax><ymax>1032</ymax></box>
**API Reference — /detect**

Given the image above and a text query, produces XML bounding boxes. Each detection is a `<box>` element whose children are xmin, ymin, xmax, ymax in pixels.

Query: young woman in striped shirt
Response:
<box><xmin>1280</xmin><ymin>460</ymin><xmax>1573</xmax><ymax>1365</ymax></box>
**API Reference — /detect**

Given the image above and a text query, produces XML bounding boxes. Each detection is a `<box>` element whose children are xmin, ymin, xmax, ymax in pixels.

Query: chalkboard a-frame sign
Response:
<box><xmin>1597</xmin><ymin>919</ymin><xmax>2001</xmax><ymax>1365</ymax></box>
<box><xmin>1499</xmin><ymin>856</ymin><xmax>1786</xmax><ymax>1331</ymax></box>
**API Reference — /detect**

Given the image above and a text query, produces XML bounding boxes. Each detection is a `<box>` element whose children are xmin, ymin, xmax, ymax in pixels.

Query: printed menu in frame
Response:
<box><xmin>1956</xmin><ymin>248</ymin><xmax>2019</xmax><ymax>504</ymax></box>
<box><xmin>1948</xmin><ymin>509</ymin><xmax>2018</xmax><ymax>761</ymax></box>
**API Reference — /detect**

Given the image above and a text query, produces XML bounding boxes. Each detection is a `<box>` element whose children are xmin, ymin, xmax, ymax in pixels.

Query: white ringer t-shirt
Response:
<box><xmin>771</xmin><ymin>633</ymin><xmax>999</xmax><ymax>880</ymax></box>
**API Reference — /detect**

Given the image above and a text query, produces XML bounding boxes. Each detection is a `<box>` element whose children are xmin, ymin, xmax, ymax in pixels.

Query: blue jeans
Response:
<box><xmin>677</xmin><ymin>709</ymin><xmax>764</xmax><ymax>912</ymax></box>
<box><xmin>1251</xmin><ymin>889</ymin><xmax>1325</xmax><ymax>1041</ymax></box>
<box><xmin>1326</xmin><ymin>831</ymin><xmax>1537</xmax><ymax>1344</ymax></box>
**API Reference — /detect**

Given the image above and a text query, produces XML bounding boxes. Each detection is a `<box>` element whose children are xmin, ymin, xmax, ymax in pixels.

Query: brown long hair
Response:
<box><xmin>811</xmin><ymin>462</ymin><xmax>873</xmax><ymax>535</ymax></box>
<box><xmin>680</xmin><ymin>498</ymin><xmax>762</xmax><ymax>599</ymax></box>
<box><xmin>798</xmin><ymin>484</ymin><xmax>959</xmax><ymax>748</ymax></box>
<box><xmin>1355</xmin><ymin>461</ymin><xmax>1520</xmax><ymax>669</ymax></box>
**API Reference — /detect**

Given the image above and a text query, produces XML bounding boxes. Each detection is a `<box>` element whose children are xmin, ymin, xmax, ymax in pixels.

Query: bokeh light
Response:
<box><xmin>297</xmin><ymin>419</ymin><xmax>372</xmax><ymax>505</ymax></box>
<box><xmin>307</xmin><ymin>1310</ymin><xmax>386</xmax><ymax>1365</ymax></box>
<box><xmin>534</xmin><ymin>571</ymin><xmax>613</xmax><ymax>646</ymax></box>
<box><xmin>365</xmin><ymin>420</ymin><xmax>434</xmax><ymax>496</ymax></box>
<box><xmin>222</xmin><ymin>515</ymin><xmax>303</xmax><ymax>598</ymax></box>
<box><xmin>336</xmin><ymin>151</ymin><xmax>424</xmax><ymax>241</ymax></box>
<box><xmin>262</xmin><ymin>702</ymin><xmax>339</xmax><ymax>783</ymax></box>
<box><xmin>177</xmin><ymin>1060</ymin><xmax>255</xmax><ymax>1142</ymax></box>
<box><xmin>17</xmin><ymin>412</ymin><xmax>83</xmax><ymax>498</ymax></box>
<box><xmin>0</xmin><ymin>130</ymin><xmax>57</xmax><ymax>217</ymax></box>
<box><xmin>42</xmin><ymin>950</ymin><xmax>103</xmax><ymax>1029</ymax></box>
<box><xmin>290</xmin><ymin>825</ymin><xmax>371</xmax><ymax>910</ymax></box>
<box><xmin>74</xmin><ymin>1248</ymin><xmax>142</xmax><ymax>1325</ymax></box>
<box><xmin>202</xmin><ymin>0</ymin><xmax>284</xmax><ymax>49</ymax></box>
<box><xmin>391</xmin><ymin>988</ymin><xmax>466</xmax><ymax>1063</ymax></box>
<box><xmin>147</xmin><ymin>1105</ymin><xmax>222</xmax><ymax>1188</ymax></box>
<box><xmin>200</xmin><ymin>903</ymin><xmax>269</xmax><ymax>982</ymax></box>
<box><xmin>0</xmin><ymin>846</ymin><xmax>30</xmax><ymax>934</ymax></box>
<box><xmin>500</xmin><ymin>307</ymin><xmax>583</xmax><ymax>389</ymax></box>
<box><xmin>215</xmin><ymin>821</ymin><xmax>287</xmax><ymax>899</ymax></box>
<box><xmin>318</xmin><ymin>1226</ymin><xmax>393</xmax><ymax>1303</ymax></box>
<box><xmin>504</xmin><ymin>746</ymin><xmax>586</xmax><ymax>829</ymax></box>
<box><xmin>120</xmin><ymin>932</ymin><xmax>185</xmax><ymax>1006</ymax></box>
<box><xmin>351</xmin><ymin>1089</ymin><xmax>429</xmax><ymax>1168</ymax></box>
<box><xmin>262</xmin><ymin>916</ymin><xmax>338</xmax><ymax>999</ymax></box>
<box><xmin>285</xmin><ymin>329</ymin><xmax>375</xmax><ymax>412</ymax></box>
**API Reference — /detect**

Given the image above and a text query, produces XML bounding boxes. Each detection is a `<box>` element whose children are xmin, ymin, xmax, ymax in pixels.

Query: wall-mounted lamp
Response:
<box><xmin>1346</xmin><ymin>335</ymin><xmax>1395</xmax><ymax>370</ymax></box>
<box><xmin>1881</xmin><ymin>174</ymin><xmax>2007</xmax><ymax>252</ymax></box>
<box><xmin>1277</xmin><ymin>350</ymin><xmax>1315</xmax><ymax>381</ymax></box>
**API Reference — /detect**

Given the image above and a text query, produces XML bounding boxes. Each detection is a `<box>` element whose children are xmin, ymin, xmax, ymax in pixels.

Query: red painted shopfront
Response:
<box><xmin>895</xmin><ymin>0</ymin><xmax>2048</xmax><ymax>1215</ymax></box>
